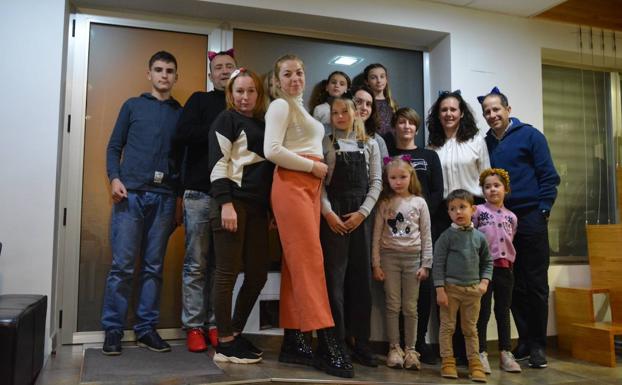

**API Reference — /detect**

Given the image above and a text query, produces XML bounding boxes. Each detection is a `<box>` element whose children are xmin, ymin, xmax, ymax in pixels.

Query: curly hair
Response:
<box><xmin>479</xmin><ymin>168</ymin><xmax>511</xmax><ymax>194</ymax></box>
<box><xmin>426</xmin><ymin>91</ymin><xmax>479</xmax><ymax>148</ymax></box>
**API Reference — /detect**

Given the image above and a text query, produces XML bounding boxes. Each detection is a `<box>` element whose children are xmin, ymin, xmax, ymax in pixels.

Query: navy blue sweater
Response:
<box><xmin>485</xmin><ymin>117</ymin><xmax>560</xmax><ymax>212</ymax></box>
<box><xmin>106</xmin><ymin>93</ymin><xmax>182</xmax><ymax>194</ymax></box>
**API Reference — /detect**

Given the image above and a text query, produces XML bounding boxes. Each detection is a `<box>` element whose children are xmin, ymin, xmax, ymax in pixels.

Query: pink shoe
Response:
<box><xmin>208</xmin><ymin>327</ymin><xmax>219</xmax><ymax>347</ymax></box>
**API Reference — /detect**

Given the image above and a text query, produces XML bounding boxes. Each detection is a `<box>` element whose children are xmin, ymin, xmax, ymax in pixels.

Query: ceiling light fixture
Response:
<box><xmin>329</xmin><ymin>55</ymin><xmax>363</xmax><ymax>66</ymax></box>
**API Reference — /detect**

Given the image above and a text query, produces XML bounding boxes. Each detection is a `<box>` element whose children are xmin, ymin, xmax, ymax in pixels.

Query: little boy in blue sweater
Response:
<box><xmin>433</xmin><ymin>189</ymin><xmax>492</xmax><ymax>383</ymax></box>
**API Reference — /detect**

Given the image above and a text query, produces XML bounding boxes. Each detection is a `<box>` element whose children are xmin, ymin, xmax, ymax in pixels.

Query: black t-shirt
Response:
<box><xmin>389</xmin><ymin>147</ymin><xmax>444</xmax><ymax>218</ymax></box>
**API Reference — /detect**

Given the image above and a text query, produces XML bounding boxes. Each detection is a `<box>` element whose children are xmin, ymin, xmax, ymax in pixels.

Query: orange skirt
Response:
<box><xmin>271</xmin><ymin>162</ymin><xmax>334</xmax><ymax>332</ymax></box>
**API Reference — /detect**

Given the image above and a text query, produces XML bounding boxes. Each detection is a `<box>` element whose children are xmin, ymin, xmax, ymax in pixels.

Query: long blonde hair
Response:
<box><xmin>272</xmin><ymin>54</ymin><xmax>306</xmax><ymax>125</ymax></box>
<box><xmin>379</xmin><ymin>157</ymin><xmax>422</xmax><ymax>202</ymax></box>
<box><xmin>329</xmin><ymin>97</ymin><xmax>367</xmax><ymax>142</ymax></box>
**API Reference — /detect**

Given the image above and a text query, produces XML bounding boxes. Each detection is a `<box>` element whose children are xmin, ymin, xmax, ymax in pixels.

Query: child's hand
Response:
<box><xmin>342</xmin><ymin>211</ymin><xmax>365</xmax><ymax>232</ymax></box>
<box><xmin>325</xmin><ymin>212</ymin><xmax>348</xmax><ymax>235</ymax></box>
<box><xmin>436</xmin><ymin>287</ymin><xmax>449</xmax><ymax>307</ymax></box>
<box><xmin>478</xmin><ymin>279</ymin><xmax>489</xmax><ymax>295</ymax></box>
<box><xmin>373</xmin><ymin>266</ymin><xmax>385</xmax><ymax>281</ymax></box>
<box><xmin>416</xmin><ymin>267</ymin><xmax>429</xmax><ymax>281</ymax></box>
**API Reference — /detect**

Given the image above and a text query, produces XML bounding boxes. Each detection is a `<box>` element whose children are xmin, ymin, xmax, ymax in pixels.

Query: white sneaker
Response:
<box><xmin>386</xmin><ymin>344</ymin><xmax>405</xmax><ymax>368</ymax></box>
<box><xmin>500</xmin><ymin>350</ymin><xmax>522</xmax><ymax>372</ymax></box>
<box><xmin>403</xmin><ymin>347</ymin><xmax>421</xmax><ymax>370</ymax></box>
<box><xmin>479</xmin><ymin>351</ymin><xmax>492</xmax><ymax>374</ymax></box>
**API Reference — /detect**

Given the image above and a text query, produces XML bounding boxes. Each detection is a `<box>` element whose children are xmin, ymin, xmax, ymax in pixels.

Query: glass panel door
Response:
<box><xmin>78</xmin><ymin>23</ymin><xmax>207</xmax><ymax>332</ymax></box>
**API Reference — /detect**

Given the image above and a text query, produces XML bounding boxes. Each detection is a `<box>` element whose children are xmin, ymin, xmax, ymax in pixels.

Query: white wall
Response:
<box><xmin>0</xmin><ymin>0</ymin><xmax>68</xmax><ymax>356</ymax></box>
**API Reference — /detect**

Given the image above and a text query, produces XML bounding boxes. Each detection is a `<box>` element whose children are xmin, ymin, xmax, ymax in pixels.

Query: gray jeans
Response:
<box><xmin>181</xmin><ymin>190</ymin><xmax>216</xmax><ymax>329</ymax></box>
<box><xmin>381</xmin><ymin>252</ymin><xmax>421</xmax><ymax>347</ymax></box>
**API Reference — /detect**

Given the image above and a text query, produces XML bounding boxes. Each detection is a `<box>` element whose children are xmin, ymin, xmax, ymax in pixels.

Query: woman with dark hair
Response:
<box><xmin>352</xmin><ymin>85</ymin><xmax>389</xmax><ymax>158</ymax></box>
<box><xmin>426</xmin><ymin>90</ymin><xmax>490</xmax><ymax>365</ymax></box>
<box><xmin>427</xmin><ymin>90</ymin><xmax>490</xmax><ymax>231</ymax></box>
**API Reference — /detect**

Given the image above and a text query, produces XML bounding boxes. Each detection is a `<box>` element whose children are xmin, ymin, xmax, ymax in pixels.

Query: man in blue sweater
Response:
<box><xmin>479</xmin><ymin>88</ymin><xmax>560</xmax><ymax>369</ymax></box>
<box><xmin>101</xmin><ymin>51</ymin><xmax>182</xmax><ymax>355</ymax></box>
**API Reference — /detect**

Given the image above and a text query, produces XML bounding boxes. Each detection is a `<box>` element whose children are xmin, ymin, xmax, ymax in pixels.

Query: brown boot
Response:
<box><xmin>441</xmin><ymin>357</ymin><xmax>458</xmax><ymax>379</ymax></box>
<box><xmin>469</xmin><ymin>357</ymin><xmax>487</xmax><ymax>383</ymax></box>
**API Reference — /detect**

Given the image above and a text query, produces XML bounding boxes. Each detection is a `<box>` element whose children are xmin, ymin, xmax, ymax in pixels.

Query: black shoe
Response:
<box><xmin>214</xmin><ymin>338</ymin><xmax>262</xmax><ymax>364</ymax></box>
<box><xmin>102</xmin><ymin>330</ymin><xmax>122</xmax><ymax>356</ymax></box>
<box><xmin>512</xmin><ymin>342</ymin><xmax>530</xmax><ymax>361</ymax></box>
<box><xmin>528</xmin><ymin>347</ymin><xmax>548</xmax><ymax>368</ymax></box>
<box><xmin>279</xmin><ymin>329</ymin><xmax>314</xmax><ymax>366</ymax></box>
<box><xmin>314</xmin><ymin>328</ymin><xmax>354</xmax><ymax>378</ymax></box>
<box><xmin>236</xmin><ymin>335</ymin><xmax>263</xmax><ymax>357</ymax></box>
<box><xmin>416</xmin><ymin>342</ymin><xmax>438</xmax><ymax>365</ymax></box>
<box><xmin>351</xmin><ymin>340</ymin><xmax>377</xmax><ymax>367</ymax></box>
<box><xmin>136</xmin><ymin>330</ymin><xmax>171</xmax><ymax>352</ymax></box>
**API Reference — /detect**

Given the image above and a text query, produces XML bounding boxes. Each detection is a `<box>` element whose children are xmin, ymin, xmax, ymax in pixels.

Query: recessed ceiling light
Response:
<box><xmin>329</xmin><ymin>56</ymin><xmax>363</xmax><ymax>66</ymax></box>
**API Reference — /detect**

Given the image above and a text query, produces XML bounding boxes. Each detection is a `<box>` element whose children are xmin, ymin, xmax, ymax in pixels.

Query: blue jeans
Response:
<box><xmin>181</xmin><ymin>190</ymin><xmax>216</xmax><ymax>329</ymax></box>
<box><xmin>101</xmin><ymin>191</ymin><xmax>175</xmax><ymax>337</ymax></box>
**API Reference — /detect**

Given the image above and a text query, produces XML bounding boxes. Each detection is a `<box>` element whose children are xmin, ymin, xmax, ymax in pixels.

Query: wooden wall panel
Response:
<box><xmin>535</xmin><ymin>0</ymin><xmax>622</xmax><ymax>31</ymax></box>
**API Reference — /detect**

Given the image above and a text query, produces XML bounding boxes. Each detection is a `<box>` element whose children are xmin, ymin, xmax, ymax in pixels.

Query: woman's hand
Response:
<box><xmin>416</xmin><ymin>267</ymin><xmax>429</xmax><ymax>281</ymax></box>
<box><xmin>342</xmin><ymin>212</ymin><xmax>365</xmax><ymax>232</ymax></box>
<box><xmin>373</xmin><ymin>266</ymin><xmax>385</xmax><ymax>281</ymax></box>
<box><xmin>311</xmin><ymin>161</ymin><xmax>328</xmax><ymax>179</ymax></box>
<box><xmin>221</xmin><ymin>203</ymin><xmax>238</xmax><ymax>232</ymax></box>
<box><xmin>325</xmin><ymin>211</ymin><xmax>348</xmax><ymax>235</ymax></box>
<box><xmin>436</xmin><ymin>287</ymin><xmax>449</xmax><ymax>307</ymax></box>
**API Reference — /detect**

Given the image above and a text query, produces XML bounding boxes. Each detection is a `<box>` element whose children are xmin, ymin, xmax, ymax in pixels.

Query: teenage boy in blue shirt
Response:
<box><xmin>101</xmin><ymin>51</ymin><xmax>182</xmax><ymax>355</ymax></box>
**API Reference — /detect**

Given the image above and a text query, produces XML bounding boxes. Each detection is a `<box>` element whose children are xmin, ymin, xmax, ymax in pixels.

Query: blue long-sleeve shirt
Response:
<box><xmin>485</xmin><ymin>117</ymin><xmax>560</xmax><ymax>212</ymax></box>
<box><xmin>106</xmin><ymin>93</ymin><xmax>182</xmax><ymax>194</ymax></box>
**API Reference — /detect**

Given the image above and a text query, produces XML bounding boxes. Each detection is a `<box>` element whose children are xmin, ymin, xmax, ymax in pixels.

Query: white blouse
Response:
<box><xmin>264</xmin><ymin>97</ymin><xmax>324</xmax><ymax>172</ymax></box>
<box><xmin>430</xmin><ymin>135</ymin><xmax>490</xmax><ymax>198</ymax></box>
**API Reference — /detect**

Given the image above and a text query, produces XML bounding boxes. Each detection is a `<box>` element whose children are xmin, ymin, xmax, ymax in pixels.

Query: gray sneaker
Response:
<box><xmin>479</xmin><ymin>351</ymin><xmax>492</xmax><ymax>374</ymax></box>
<box><xmin>500</xmin><ymin>350</ymin><xmax>522</xmax><ymax>372</ymax></box>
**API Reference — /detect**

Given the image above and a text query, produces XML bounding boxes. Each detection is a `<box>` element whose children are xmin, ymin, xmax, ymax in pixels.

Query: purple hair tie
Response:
<box><xmin>401</xmin><ymin>154</ymin><xmax>412</xmax><ymax>163</ymax></box>
<box><xmin>383</xmin><ymin>156</ymin><xmax>392</xmax><ymax>165</ymax></box>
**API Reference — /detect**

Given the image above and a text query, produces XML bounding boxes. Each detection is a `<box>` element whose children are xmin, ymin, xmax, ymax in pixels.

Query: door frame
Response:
<box><xmin>58</xmin><ymin>10</ymin><xmax>228</xmax><ymax>345</ymax></box>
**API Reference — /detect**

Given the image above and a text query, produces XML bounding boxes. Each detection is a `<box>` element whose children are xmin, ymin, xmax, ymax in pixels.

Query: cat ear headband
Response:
<box><xmin>208</xmin><ymin>48</ymin><xmax>235</xmax><ymax>61</ymax></box>
<box><xmin>383</xmin><ymin>154</ymin><xmax>412</xmax><ymax>165</ymax></box>
<box><xmin>477</xmin><ymin>86</ymin><xmax>501</xmax><ymax>104</ymax></box>
<box><xmin>438</xmin><ymin>89</ymin><xmax>461</xmax><ymax>97</ymax></box>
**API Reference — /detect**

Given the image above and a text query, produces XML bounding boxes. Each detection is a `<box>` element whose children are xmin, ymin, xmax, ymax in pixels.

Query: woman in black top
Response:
<box><xmin>208</xmin><ymin>68</ymin><xmax>273</xmax><ymax>364</ymax></box>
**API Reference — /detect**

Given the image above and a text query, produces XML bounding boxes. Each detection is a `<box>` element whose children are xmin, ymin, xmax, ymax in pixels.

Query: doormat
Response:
<box><xmin>81</xmin><ymin>345</ymin><xmax>223</xmax><ymax>383</ymax></box>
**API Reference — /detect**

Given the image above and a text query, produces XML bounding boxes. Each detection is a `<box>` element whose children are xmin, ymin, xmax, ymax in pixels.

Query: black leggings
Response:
<box><xmin>477</xmin><ymin>267</ymin><xmax>514</xmax><ymax>352</ymax></box>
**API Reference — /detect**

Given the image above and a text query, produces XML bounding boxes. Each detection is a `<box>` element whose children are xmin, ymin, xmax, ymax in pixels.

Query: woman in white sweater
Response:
<box><xmin>426</xmin><ymin>90</ymin><xmax>490</xmax><ymax>232</ymax></box>
<box><xmin>264</xmin><ymin>54</ymin><xmax>353</xmax><ymax>379</ymax></box>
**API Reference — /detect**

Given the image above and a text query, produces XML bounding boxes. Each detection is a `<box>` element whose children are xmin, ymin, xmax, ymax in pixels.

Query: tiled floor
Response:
<box><xmin>35</xmin><ymin>338</ymin><xmax>622</xmax><ymax>385</ymax></box>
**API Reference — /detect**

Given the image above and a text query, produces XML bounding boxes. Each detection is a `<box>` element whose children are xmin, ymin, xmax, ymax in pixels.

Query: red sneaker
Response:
<box><xmin>208</xmin><ymin>327</ymin><xmax>219</xmax><ymax>347</ymax></box>
<box><xmin>186</xmin><ymin>328</ymin><xmax>207</xmax><ymax>352</ymax></box>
